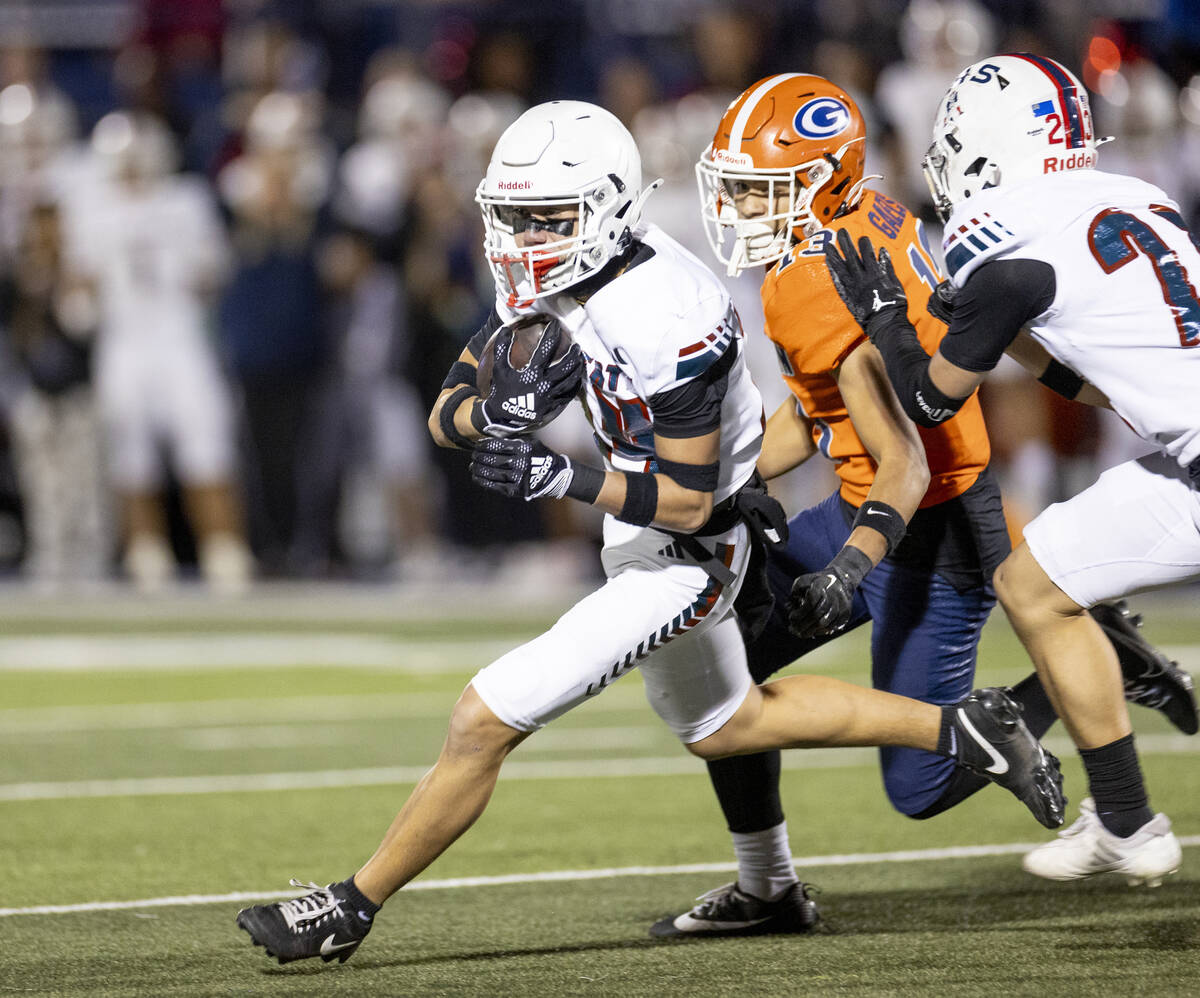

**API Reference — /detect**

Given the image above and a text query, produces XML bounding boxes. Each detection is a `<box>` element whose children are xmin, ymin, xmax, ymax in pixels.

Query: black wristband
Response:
<box><xmin>1037</xmin><ymin>358</ymin><xmax>1085</xmax><ymax>400</ymax></box>
<box><xmin>439</xmin><ymin>386</ymin><xmax>478</xmax><ymax>449</ymax></box>
<box><xmin>618</xmin><ymin>472</ymin><xmax>659</xmax><ymax>526</ymax></box>
<box><xmin>443</xmin><ymin>360</ymin><xmax>479</xmax><ymax>391</ymax></box>
<box><xmin>827</xmin><ymin>544</ymin><xmax>874</xmax><ymax>588</ymax></box>
<box><xmin>566</xmin><ymin>463</ymin><xmax>605</xmax><ymax>503</ymax></box>
<box><xmin>852</xmin><ymin>499</ymin><xmax>907</xmax><ymax>554</ymax></box>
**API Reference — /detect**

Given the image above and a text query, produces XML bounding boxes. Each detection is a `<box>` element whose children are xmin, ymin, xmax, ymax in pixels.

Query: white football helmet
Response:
<box><xmin>476</xmin><ymin>101</ymin><xmax>660</xmax><ymax>303</ymax></box>
<box><xmin>923</xmin><ymin>53</ymin><xmax>1106</xmax><ymax>221</ymax></box>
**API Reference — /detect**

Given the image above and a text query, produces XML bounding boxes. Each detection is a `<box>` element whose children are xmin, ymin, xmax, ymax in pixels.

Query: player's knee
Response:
<box><xmin>444</xmin><ymin>684</ymin><xmax>524</xmax><ymax>760</ymax></box>
<box><xmin>994</xmin><ymin>548</ymin><xmax>1040</xmax><ymax>622</ymax></box>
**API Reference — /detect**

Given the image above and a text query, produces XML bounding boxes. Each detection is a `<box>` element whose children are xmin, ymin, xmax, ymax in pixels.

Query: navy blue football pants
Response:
<box><xmin>745</xmin><ymin>490</ymin><xmax>995</xmax><ymax>817</ymax></box>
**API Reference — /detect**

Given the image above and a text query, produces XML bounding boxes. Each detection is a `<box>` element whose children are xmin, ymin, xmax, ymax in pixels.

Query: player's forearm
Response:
<box><xmin>585</xmin><ymin>470</ymin><xmax>713</xmax><ymax>533</ymax></box>
<box><xmin>757</xmin><ymin>399</ymin><xmax>816</xmax><ymax>480</ymax></box>
<box><xmin>428</xmin><ymin>386</ymin><xmax>486</xmax><ymax>450</ymax></box>
<box><xmin>843</xmin><ymin>454</ymin><xmax>927</xmax><ymax>566</ymax></box>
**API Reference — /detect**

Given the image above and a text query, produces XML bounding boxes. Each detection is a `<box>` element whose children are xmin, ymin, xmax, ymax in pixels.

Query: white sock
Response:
<box><xmin>732</xmin><ymin>821</ymin><xmax>797</xmax><ymax>901</ymax></box>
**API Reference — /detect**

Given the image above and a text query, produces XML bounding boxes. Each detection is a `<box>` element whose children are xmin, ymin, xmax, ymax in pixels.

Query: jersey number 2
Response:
<box><xmin>1087</xmin><ymin>207</ymin><xmax>1200</xmax><ymax>347</ymax></box>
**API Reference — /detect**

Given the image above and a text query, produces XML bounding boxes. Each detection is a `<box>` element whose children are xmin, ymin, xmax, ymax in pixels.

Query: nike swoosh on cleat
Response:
<box><xmin>956</xmin><ymin>707</ymin><xmax>1010</xmax><ymax>775</ymax></box>
<box><xmin>677</xmin><ymin>915</ymin><xmax>771</xmax><ymax>932</ymax></box>
<box><xmin>319</xmin><ymin>935</ymin><xmax>358</xmax><ymax>957</ymax></box>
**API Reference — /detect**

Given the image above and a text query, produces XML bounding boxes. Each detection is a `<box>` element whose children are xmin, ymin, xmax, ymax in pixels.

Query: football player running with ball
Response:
<box><xmin>236</xmin><ymin>101</ymin><xmax>1066</xmax><ymax>967</ymax></box>
<box><xmin>823</xmin><ymin>54</ymin><xmax>1199</xmax><ymax>886</ymax></box>
<box><xmin>652</xmin><ymin>73</ymin><xmax>1196</xmax><ymax>939</ymax></box>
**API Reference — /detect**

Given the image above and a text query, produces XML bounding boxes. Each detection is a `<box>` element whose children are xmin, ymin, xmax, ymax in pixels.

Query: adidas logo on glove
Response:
<box><xmin>529</xmin><ymin>455</ymin><xmax>553</xmax><ymax>490</ymax></box>
<box><xmin>501</xmin><ymin>394</ymin><xmax>537</xmax><ymax>420</ymax></box>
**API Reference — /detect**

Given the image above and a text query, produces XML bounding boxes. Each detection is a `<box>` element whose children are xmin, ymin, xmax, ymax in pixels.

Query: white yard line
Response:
<box><xmin>0</xmin><ymin>634</ymin><xmax>515</xmax><ymax>671</ymax></box>
<box><xmin>2</xmin><ymin>838</ymin><xmax>1198</xmax><ymax>918</ymax></box>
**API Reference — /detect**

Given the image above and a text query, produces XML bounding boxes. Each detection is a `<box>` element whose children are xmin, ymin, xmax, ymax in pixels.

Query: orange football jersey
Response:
<box><xmin>761</xmin><ymin>189</ymin><xmax>990</xmax><ymax>507</ymax></box>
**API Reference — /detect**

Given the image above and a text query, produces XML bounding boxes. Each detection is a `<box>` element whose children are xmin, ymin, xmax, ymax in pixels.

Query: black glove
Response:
<box><xmin>477</xmin><ymin>320</ymin><xmax>584</xmax><ymax>436</ymax></box>
<box><xmin>470</xmin><ymin>437</ymin><xmax>576</xmax><ymax>501</ymax></box>
<box><xmin>823</xmin><ymin>228</ymin><xmax>908</xmax><ymax>342</ymax></box>
<box><xmin>927</xmin><ymin>279</ymin><xmax>956</xmax><ymax>324</ymax></box>
<box><xmin>787</xmin><ymin>546</ymin><xmax>873</xmax><ymax>639</ymax></box>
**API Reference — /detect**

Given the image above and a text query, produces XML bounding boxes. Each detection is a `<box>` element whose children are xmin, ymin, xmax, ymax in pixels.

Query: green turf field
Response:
<box><xmin>1</xmin><ymin>585</ymin><xmax>1198</xmax><ymax>997</ymax></box>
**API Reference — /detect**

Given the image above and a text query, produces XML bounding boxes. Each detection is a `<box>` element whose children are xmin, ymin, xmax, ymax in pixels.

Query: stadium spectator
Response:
<box><xmin>216</xmin><ymin>89</ymin><xmax>333</xmax><ymax>576</ymax></box>
<box><xmin>0</xmin><ymin>199</ymin><xmax>109</xmax><ymax>587</ymax></box>
<box><xmin>61</xmin><ymin>109</ymin><xmax>251</xmax><ymax>592</ymax></box>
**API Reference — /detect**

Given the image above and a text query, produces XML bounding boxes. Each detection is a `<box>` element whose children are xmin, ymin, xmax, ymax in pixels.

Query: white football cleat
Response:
<box><xmin>1022</xmin><ymin>797</ymin><xmax>1182</xmax><ymax>886</ymax></box>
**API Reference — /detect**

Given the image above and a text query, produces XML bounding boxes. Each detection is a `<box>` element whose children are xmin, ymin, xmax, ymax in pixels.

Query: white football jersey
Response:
<box><xmin>495</xmin><ymin>223</ymin><xmax>765</xmax><ymax>507</ymax></box>
<box><xmin>944</xmin><ymin>170</ymin><xmax>1200</xmax><ymax>469</ymax></box>
<box><xmin>62</xmin><ymin>174</ymin><xmax>228</xmax><ymax>343</ymax></box>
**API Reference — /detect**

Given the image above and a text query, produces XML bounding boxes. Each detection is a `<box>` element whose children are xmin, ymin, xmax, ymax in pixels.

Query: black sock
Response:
<box><xmin>1080</xmin><ymin>734</ymin><xmax>1153</xmax><ymax>837</ymax></box>
<box><xmin>1004</xmin><ymin>673</ymin><xmax>1057</xmax><ymax>739</ymax></box>
<box><xmin>707</xmin><ymin>750</ymin><xmax>784</xmax><ymax>833</ymax></box>
<box><xmin>340</xmin><ymin>876</ymin><xmax>381</xmax><ymax>920</ymax></box>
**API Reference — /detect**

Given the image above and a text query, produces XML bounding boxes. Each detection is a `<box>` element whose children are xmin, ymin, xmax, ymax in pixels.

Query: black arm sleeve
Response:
<box><xmin>940</xmin><ymin>258</ymin><xmax>1057</xmax><ymax>372</ymax></box>
<box><xmin>869</xmin><ymin>316</ymin><xmax>967</xmax><ymax>427</ymax></box>
<box><xmin>648</xmin><ymin>339</ymin><xmax>738</xmax><ymax>438</ymax></box>
<box><xmin>873</xmin><ymin>258</ymin><xmax>1057</xmax><ymax>427</ymax></box>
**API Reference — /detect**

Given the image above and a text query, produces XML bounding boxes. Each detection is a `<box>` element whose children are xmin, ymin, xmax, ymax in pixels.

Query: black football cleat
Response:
<box><xmin>649</xmin><ymin>881</ymin><xmax>819</xmax><ymax>939</ymax></box>
<box><xmin>237</xmin><ymin>879</ymin><xmax>372</xmax><ymax>965</ymax></box>
<box><xmin>948</xmin><ymin>687</ymin><xmax>1066</xmax><ymax>829</ymax></box>
<box><xmin>1089</xmin><ymin>599</ymin><xmax>1199</xmax><ymax>735</ymax></box>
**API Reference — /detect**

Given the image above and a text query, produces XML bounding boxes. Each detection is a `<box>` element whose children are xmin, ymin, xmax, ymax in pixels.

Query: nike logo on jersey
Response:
<box><xmin>955</xmin><ymin>707</ymin><xmax>1009</xmax><ymax>775</ymax></box>
<box><xmin>501</xmin><ymin>394</ymin><xmax>537</xmax><ymax>419</ymax></box>
<box><xmin>319</xmin><ymin>934</ymin><xmax>359</xmax><ymax>957</ymax></box>
<box><xmin>871</xmin><ymin>289</ymin><xmax>898</xmax><ymax>312</ymax></box>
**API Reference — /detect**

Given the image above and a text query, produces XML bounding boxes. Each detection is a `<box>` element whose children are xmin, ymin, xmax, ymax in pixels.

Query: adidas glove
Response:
<box><xmin>823</xmin><ymin>228</ymin><xmax>909</xmax><ymax>343</ymax></box>
<box><xmin>786</xmin><ymin>546</ymin><xmax>873</xmax><ymax>639</ymax></box>
<box><xmin>476</xmin><ymin>321</ymin><xmax>584</xmax><ymax>437</ymax></box>
<box><xmin>470</xmin><ymin>437</ymin><xmax>576</xmax><ymax>501</ymax></box>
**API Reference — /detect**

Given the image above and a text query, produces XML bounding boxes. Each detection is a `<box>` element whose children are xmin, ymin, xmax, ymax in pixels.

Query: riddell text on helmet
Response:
<box><xmin>498</xmin><ymin>180</ymin><xmax>533</xmax><ymax>190</ymax></box>
<box><xmin>1044</xmin><ymin>151</ymin><xmax>1097</xmax><ymax>173</ymax></box>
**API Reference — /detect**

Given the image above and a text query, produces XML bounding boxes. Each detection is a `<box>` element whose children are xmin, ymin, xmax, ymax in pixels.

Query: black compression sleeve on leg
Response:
<box><xmin>706</xmin><ymin>751</ymin><xmax>785</xmax><ymax>834</ymax></box>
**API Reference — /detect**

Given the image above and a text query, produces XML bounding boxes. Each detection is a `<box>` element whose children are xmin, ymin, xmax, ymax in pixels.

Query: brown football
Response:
<box><xmin>476</xmin><ymin>314</ymin><xmax>573</xmax><ymax>395</ymax></box>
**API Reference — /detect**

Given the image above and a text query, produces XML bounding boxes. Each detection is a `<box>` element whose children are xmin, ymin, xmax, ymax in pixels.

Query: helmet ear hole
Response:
<box><xmin>963</xmin><ymin>156</ymin><xmax>988</xmax><ymax>177</ymax></box>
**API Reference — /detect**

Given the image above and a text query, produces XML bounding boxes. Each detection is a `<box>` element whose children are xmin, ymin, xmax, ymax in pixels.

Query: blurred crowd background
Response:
<box><xmin>1</xmin><ymin>0</ymin><xmax>1199</xmax><ymax>594</ymax></box>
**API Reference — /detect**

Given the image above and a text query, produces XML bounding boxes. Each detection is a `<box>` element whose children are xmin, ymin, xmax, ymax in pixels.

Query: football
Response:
<box><xmin>476</xmin><ymin>314</ymin><xmax>573</xmax><ymax>395</ymax></box>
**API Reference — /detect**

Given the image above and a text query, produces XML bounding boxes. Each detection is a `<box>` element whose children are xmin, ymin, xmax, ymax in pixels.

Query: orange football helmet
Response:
<box><xmin>697</xmin><ymin>74</ymin><xmax>871</xmax><ymax>275</ymax></box>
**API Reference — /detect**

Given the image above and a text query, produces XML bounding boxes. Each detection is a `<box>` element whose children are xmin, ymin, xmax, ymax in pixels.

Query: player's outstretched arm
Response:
<box><xmin>824</xmin><ymin>228</ymin><xmax>982</xmax><ymax>427</ymax></box>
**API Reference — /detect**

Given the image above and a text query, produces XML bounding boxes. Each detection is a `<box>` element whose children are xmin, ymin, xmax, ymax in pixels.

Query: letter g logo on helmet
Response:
<box><xmin>793</xmin><ymin>98</ymin><xmax>850</xmax><ymax>139</ymax></box>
